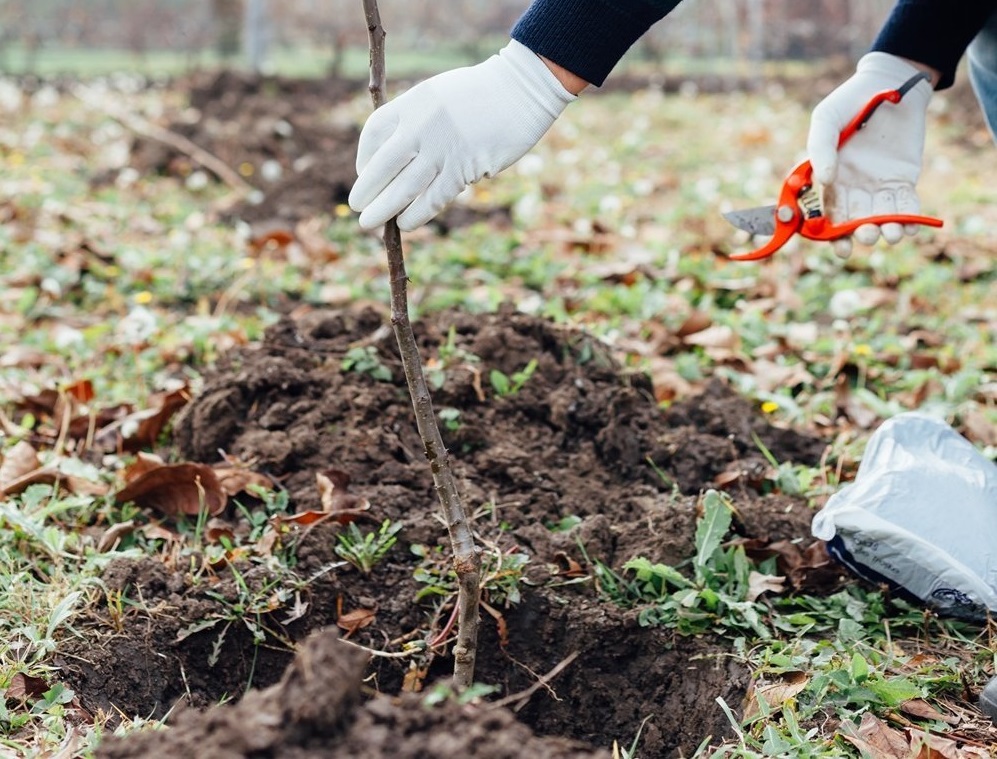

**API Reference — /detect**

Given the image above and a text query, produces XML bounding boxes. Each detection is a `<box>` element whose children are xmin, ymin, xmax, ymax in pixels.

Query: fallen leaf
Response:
<box><xmin>959</xmin><ymin>406</ymin><xmax>997</xmax><ymax>448</ymax></box>
<box><xmin>402</xmin><ymin>664</ymin><xmax>428</xmax><ymax>693</ymax></box>
<box><xmin>552</xmin><ymin>551</ymin><xmax>585</xmax><ymax>578</ymax></box>
<box><xmin>115</xmin><ymin>462</ymin><xmax>226</xmax><ymax>517</ymax></box>
<box><xmin>317</xmin><ymin>469</ymin><xmax>370</xmax><ymax>513</ymax></box>
<box><xmin>6</xmin><ymin>672</ymin><xmax>51</xmax><ymax>701</ymax></box>
<box><xmin>909</xmin><ymin>730</ymin><xmax>991</xmax><ymax>758</ymax></box>
<box><xmin>746</xmin><ymin>571</ymin><xmax>786</xmax><ymax>602</ymax></box>
<box><xmin>336</xmin><ymin>608</ymin><xmax>375</xmax><ymax>638</ymax></box>
<box><xmin>743</xmin><ymin>671</ymin><xmax>808</xmax><ymax>721</ymax></box>
<box><xmin>97</xmin><ymin>519</ymin><xmax>136</xmax><ymax>552</ymax></box>
<box><xmin>119</xmin><ymin>387</ymin><xmax>190</xmax><ymax>450</ymax></box>
<box><xmin>0</xmin><ymin>440</ymin><xmax>41</xmax><ymax>489</ymax></box>
<box><xmin>840</xmin><ymin>712</ymin><xmax>910</xmax><ymax>758</ymax></box>
<box><xmin>214</xmin><ymin>467</ymin><xmax>273</xmax><ymax>497</ymax></box>
<box><xmin>205</xmin><ymin>518</ymin><xmax>235</xmax><ymax>544</ymax></box>
<box><xmin>900</xmin><ymin>698</ymin><xmax>959</xmax><ymax>726</ymax></box>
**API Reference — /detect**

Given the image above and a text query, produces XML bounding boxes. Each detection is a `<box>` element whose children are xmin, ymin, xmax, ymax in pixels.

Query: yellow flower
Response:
<box><xmin>238</xmin><ymin>162</ymin><xmax>255</xmax><ymax>177</ymax></box>
<box><xmin>239</xmin><ymin>256</ymin><xmax>255</xmax><ymax>270</ymax></box>
<box><xmin>761</xmin><ymin>401</ymin><xmax>779</xmax><ymax>414</ymax></box>
<box><xmin>9</xmin><ymin>152</ymin><xmax>25</xmax><ymax>167</ymax></box>
<box><xmin>133</xmin><ymin>290</ymin><xmax>153</xmax><ymax>305</ymax></box>
<box><xmin>334</xmin><ymin>203</ymin><xmax>351</xmax><ymax>218</ymax></box>
<box><xmin>853</xmin><ymin>344</ymin><xmax>873</xmax><ymax>357</ymax></box>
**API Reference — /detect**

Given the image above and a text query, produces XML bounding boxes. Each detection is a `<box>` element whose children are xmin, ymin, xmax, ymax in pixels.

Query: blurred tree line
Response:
<box><xmin>0</xmin><ymin>0</ymin><xmax>897</xmax><ymax>74</ymax></box>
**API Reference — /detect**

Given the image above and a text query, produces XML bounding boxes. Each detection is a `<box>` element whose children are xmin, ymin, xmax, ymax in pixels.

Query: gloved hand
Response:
<box><xmin>348</xmin><ymin>40</ymin><xmax>576</xmax><ymax>231</ymax></box>
<box><xmin>807</xmin><ymin>52</ymin><xmax>933</xmax><ymax>258</ymax></box>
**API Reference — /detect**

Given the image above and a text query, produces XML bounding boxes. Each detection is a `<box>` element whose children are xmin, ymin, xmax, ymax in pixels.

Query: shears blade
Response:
<box><xmin>722</xmin><ymin>205</ymin><xmax>777</xmax><ymax>236</ymax></box>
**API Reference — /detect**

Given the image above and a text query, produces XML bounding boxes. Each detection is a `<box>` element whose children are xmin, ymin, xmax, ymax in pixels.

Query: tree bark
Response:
<box><xmin>359</xmin><ymin>0</ymin><xmax>481</xmax><ymax>690</ymax></box>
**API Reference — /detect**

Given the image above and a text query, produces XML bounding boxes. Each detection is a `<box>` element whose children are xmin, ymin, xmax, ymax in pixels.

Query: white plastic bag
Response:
<box><xmin>812</xmin><ymin>412</ymin><xmax>997</xmax><ymax>619</ymax></box>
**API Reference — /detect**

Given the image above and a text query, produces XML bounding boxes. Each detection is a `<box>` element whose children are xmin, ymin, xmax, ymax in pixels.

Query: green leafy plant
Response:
<box><xmin>335</xmin><ymin>519</ymin><xmax>402</xmax><ymax>575</ymax></box>
<box><xmin>341</xmin><ymin>345</ymin><xmax>393</xmax><ymax>382</ymax></box>
<box><xmin>489</xmin><ymin>358</ymin><xmax>538</xmax><ymax>397</ymax></box>
<box><xmin>600</xmin><ymin>490</ymin><xmax>774</xmax><ymax>638</ymax></box>
<box><xmin>412</xmin><ymin>543</ymin><xmax>530</xmax><ymax>607</ymax></box>
<box><xmin>437</xmin><ymin>407</ymin><xmax>462</xmax><ymax>432</ymax></box>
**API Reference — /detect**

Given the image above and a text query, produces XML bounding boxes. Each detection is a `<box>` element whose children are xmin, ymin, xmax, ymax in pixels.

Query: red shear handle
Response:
<box><xmin>802</xmin><ymin>214</ymin><xmax>944</xmax><ymax>241</ymax></box>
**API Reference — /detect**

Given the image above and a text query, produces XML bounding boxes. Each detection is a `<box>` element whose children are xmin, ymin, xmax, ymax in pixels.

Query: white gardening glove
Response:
<box><xmin>348</xmin><ymin>40</ymin><xmax>576</xmax><ymax>231</ymax></box>
<box><xmin>807</xmin><ymin>52</ymin><xmax>932</xmax><ymax>258</ymax></box>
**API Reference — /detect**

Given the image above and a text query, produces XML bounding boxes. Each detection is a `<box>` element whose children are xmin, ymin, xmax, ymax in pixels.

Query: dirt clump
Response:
<box><xmin>96</xmin><ymin>627</ymin><xmax>608</xmax><ymax>759</ymax></box>
<box><xmin>67</xmin><ymin>305</ymin><xmax>831</xmax><ymax>757</ymax></box>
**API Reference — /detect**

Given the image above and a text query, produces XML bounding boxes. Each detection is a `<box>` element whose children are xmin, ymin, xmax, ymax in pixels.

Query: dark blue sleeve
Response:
<box><xmin>872</xmin><ymin>0</ymin><xmax>997</xmax><ymax>89</ymax></box>
<box><xmin>511</xmin><ymin>0</ymin><xmax>683</xmax><ymax>87</ymax></box>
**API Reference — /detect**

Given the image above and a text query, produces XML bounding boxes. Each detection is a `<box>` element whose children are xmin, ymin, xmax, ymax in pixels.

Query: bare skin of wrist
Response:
<box><xmin>538</xmin><ymin>55</ymin><xmax>590</xmax><ymax>95</ymax></box>
<box><xmin>901</xmin><ymin>57</ymin><xmax>942</xmax><ymax>88</ymax></box>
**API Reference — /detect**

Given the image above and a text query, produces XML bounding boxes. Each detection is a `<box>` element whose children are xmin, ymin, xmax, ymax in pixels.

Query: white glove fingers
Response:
<box><xmin>355</xmin><ymin>104</ymin><xmax>400</xmax><ymax>173</ymax></box>
<box><xmin>349</xmin><ymin>132</ymin><xmax>418</xmax><ymax>215</ymax></box>
<box><xmin>396</xmin><ymin>169</ymin><xmax>467</xmax><ymax>231</ymax></box>
<box><xmin>807</xmin><ymin>113</ymin><xmax>844</xmax><ymax>186</ymax></box>
<box><xmin>847</xmin><ymin>191</ymin><xmax>879</xmax><ymax>245</ymax></box>
<box><xmin>872</xmin><ymin>189</ymin><xmax>904</xmax><ymax>244</ymax></box>
<box><xmin>832</xmin><ymin>238</ymin><xmax>854</xmax><ymax>259</ymax></box>
<box><xmin>893</xmin><ymin>184</ymin><xmax>922</xmax><ymax>236</ymax></box>
<box><xmin>356</xmin><ymin>157</ymin><xmax>438</xmax><ymax>231</ymax></box>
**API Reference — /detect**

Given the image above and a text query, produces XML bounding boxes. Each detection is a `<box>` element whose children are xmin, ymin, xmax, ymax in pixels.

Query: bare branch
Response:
<box><xmin>359</xmin><ymin>0</ymin><xmax>481</xmax><ymax>690</ymax></box>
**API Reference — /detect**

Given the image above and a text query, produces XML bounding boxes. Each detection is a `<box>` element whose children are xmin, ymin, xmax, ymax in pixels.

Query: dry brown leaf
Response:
<box><xmin>138</xmin><ymin>523</ymin><xmax>178</xmax><ymax>543</ymax></box>
<box><xmin>402</xmin><ymin>664</ymin><xmax>429</xmax><ymax>693</ymax></box>
<box><xmin>900</xmin><ymin>699</ymin><xmax>960</xmax><ymax>726</ymax></box>
<box><xmin>119</xmin><ymin>387</ymin><xmax>191</xmax><ymax>451</ymax></box>
<box><xmin>63</xmin><ymin>379</ymin><xmax>95</xmax><ymax>403</ymax></box>
<box><xmin>336</xmin><ymin>608</ymin><xmax>375</xmax><ymax>638</ymax></box>
<box><xmin>909</xmin><ymin>730</ymin><xmax>991</xmax><ymax>758</ymax></box>
<box><xmin>682</xmin><ymin>324</ymin><xmax>739</xmax><ymax>350</ymax></box>
<box><xmin>959</xmin><ymin>406</ymin><xmax>997</xmax><ymax>448</ymax></box>
<box><xmin>743</xmin><ymin>671</ymin><xmax>808</xmax><ymax>721</ymax></box>
<box><xmin>214</xmin><ymin>467</ymin><xmax>273</xmax><ymax>497</ymax></box>
<box><xmin>6</xmin><ymin>672</ymin><xmax>51</xmax><ymax>701</ymax></box>
<box><xmin>0</xmin><ymin>440</ymin><xmax>41</xmax><ymax>489</ymax></box>
<box><xmin>115</xmin><ymin>462</ymin><xmax>226</xmax><ymax>517</ymax></box>
<box><xmin>205</xmin><ymin>518</ymin><xmax>236</xmax><ymax>544</ymax></box>
<box><xmin>552</xmin><ymin>551</ymin><xmax>585</xmax><ymax>578</ymax></box>
<box><xmin>675</xmin><ymin>310</ymin><xmax>712</xmax><ymax>338</ymax></box>
<box><xmin>745</xmin><ymin>571</ymin><xmax>786</xmax><ymax>602</ymax></box>
<box><xmin>97</xmin><ymin>519</ymin><xmax>137</xmax><ymax>553</ymax></box>
<box><xmin>316</xmin><ymin>469</ymin><xmax>370</xmax><ymax>516</ymax></box>
<box><xmin>840</xmin><ymin>712</ymin><xmax>911</xmax><ymax>758</ymax></box>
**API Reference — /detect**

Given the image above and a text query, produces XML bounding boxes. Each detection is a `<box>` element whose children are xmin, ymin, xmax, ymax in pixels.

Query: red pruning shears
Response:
<box><xmin>724</xmin><ymin>72</ymin><xmax>943</xmax><ymax>261</ymax></box>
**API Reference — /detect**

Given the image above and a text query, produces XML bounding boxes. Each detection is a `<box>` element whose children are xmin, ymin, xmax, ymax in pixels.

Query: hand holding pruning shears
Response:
<box><xmin>725</xmin><ymin>53</ymin><xmax>942</xmax><ymax>261</ymax></box>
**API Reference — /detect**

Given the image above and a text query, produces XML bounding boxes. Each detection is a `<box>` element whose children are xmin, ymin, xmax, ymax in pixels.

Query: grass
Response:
<box><xmin>0</xmin><ymin>63</ymin><xmax>995</xmax><ymax>755</ymax></box>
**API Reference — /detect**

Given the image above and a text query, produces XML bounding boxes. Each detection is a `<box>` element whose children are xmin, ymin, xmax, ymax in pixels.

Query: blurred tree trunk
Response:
<box><xmin>244</xmin><ymin>0</ymin><xmax>268</xmax><ymax>73</ymax></box>
<box><xmin>745</xmin><ymin>0</ymin><xmax>765</xmax><ymax>62</ymax></box>
<box><xmin>212</xmin><ymin>0</ymin><xmax>242</xmax><ymax>61</ymax></box>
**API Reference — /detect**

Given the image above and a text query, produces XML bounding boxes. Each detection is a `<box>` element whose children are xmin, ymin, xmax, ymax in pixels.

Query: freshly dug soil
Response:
<box><xmin>63</xmin><ymin>305</ymin><xmax>833</xmax><ymax>758</ymax></box>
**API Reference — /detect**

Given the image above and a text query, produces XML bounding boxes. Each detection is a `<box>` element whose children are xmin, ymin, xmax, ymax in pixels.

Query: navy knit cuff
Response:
<box><xmin>872</xmin><ymin>0</ymin><xmax>995</xmax><ymax>90</ymax></box>
<box><xmin>511</xmin><ymin>0</ymin><xmax>680</xmax><ymax>87</ymax></box>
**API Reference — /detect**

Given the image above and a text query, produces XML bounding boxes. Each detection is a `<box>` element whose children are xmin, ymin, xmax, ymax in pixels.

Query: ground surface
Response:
<box><xmin>2</xmin><ymin>63</ymin><xmax>995</xmax><ymax>759</ymax></box>
<box><xmin>64</xmin><ymin>305</ymin><xmax>828</xmax><ymax>757</ymax></box>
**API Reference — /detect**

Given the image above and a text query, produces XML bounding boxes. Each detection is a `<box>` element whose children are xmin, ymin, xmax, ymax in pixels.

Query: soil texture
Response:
<box><xmin>60</xmin><ymin>305</ymin><xmax>837</xmax><ymax>758</ymax></box>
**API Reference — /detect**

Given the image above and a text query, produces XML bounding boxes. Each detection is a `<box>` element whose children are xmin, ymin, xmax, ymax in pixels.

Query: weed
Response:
<box><xmin>489</xmin><ymin>358</ymin><xmax>538</xmax><ymax>397</ymax></box>
<box><xmin>597</xmin><ymin>490</ymin><xmax>773</xmax><ymax>638</ymax></box>
<box><xmin>437</xmin><ymin>407</ymin><xmax>462</xmax><ymax>432</ymax></box>
<box><xmin>335</xmin><ymin>519</ymin><xmax>402</xmax><ymax>575</ymax></box>
<box><xmin>412</xmin><ymin>542</ymin><xmax>530</xmax><ymax>607</ymax></box>
<box><xmin>341</xmin><ymin>345</ymin><xmax>393</xmax><ymax>382</ymax></box>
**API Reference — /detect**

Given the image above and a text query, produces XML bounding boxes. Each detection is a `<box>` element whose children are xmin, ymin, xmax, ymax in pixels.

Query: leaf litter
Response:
<box><xmin>0</xmin><ymin>68</ymin><xmax>995</xmax><ymax>758</ymax></box>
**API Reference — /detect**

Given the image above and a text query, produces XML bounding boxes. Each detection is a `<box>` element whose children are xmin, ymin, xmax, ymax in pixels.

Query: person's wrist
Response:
<box><xmin>898</xmin><ymin>57</ymin><xmax>942</xmax><ymax>89</ymax></box>
<box><xmin>538</xmin><ymin>55</ymin><xmax>590</xmax><ymax>95</ymax></box>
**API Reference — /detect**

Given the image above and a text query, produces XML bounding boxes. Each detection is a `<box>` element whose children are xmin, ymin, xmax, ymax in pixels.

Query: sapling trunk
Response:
<box><xmin>359</xmin><ymin>0</ymin><xmax>481</xmax><ymax>689</ymax></box>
